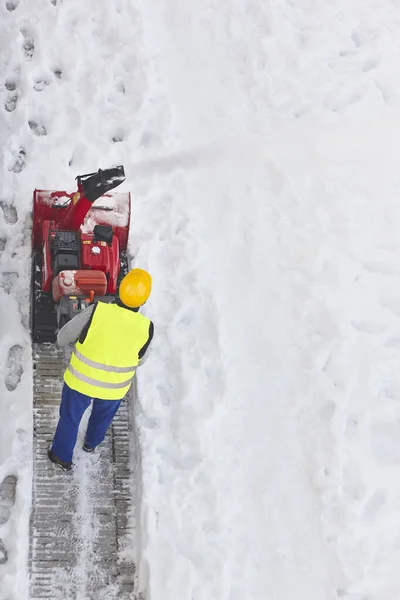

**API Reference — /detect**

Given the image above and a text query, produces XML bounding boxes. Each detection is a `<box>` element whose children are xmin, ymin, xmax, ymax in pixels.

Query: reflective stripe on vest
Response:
<box><xmin>73</xmin><ymin>348</ymin><xmax>137</xmax><ymax>373</ymax></box>
<box><xmin>64</xmin><ymin>302</ymin><xmax>151</xmax><ymax>400</ymax></box>
<box><xmin>67</xmin><ymin>364</ymin><xmax>134</xmax><ymax>389</ymax></box>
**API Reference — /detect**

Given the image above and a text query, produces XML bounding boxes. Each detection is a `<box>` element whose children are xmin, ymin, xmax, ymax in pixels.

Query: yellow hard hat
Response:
<box><xmin>119</xmin><ymin>268</ymin><xmax>152</xmax><ymax>308</ymax></box>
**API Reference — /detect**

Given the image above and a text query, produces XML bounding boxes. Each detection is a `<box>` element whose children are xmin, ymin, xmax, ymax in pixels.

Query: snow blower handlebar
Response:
<box><xmin>61</xmin><ymin>166</ymin><xmax>126</xmax><ymax>231</ymax></box>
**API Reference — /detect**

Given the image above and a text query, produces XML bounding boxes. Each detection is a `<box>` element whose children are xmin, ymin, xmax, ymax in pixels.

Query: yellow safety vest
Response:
<box><xmin>64</xmin><ymin>302</ymin><xmax>151</xmax><ymax>400</ymax></box>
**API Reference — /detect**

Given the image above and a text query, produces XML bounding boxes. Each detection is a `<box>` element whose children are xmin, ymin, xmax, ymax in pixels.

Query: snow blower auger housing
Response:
<box><xmin>31</xmin><ymin>165</ymin><xmax>131</xmax><ymax>343</ymax></box>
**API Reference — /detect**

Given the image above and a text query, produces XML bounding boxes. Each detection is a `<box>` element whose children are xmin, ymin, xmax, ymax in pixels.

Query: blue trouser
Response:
<box><xmin>51</xmin><ymin>383</ymin><xmax>122</xmax><ymax>463</ymax></box>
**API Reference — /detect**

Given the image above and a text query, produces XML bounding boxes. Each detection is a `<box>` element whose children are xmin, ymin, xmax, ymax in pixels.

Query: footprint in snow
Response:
<box><xmin>0</xmin><ymin>201</ymin><xmax>18</xmax><ymax>224</ymax></box>
<box><xmin>28</xmin><ymin>120</ymin><xmax>47</xmax><ymax>137</ymax></box>
<box><xmin>115</xmin><ymin>79</ymin><xmax>126</xmax><ymax>95</ymax></box>
<box><xmin>3</xmin><ymin>80</ymin><xmax>18</xmax><ymax>112</ymax></box>
<box><xmin>5</xmin><ymin>345</ymin><xmax>23</xmax><ymax>391</ymax></box>
<box><xmin>33</xmin><ymin>79</ymin><xmax>50</xmax><ymax>92</ymax></box>
<box><xmin>9</xmin><ymin>148</ymin><xmax>26</xmax><ymax>173</ymax></box>
<box><xmin>351</xmin><ymin>30</ymin><xmax>363</xmax><ymax>48</ymax></box>
<box><xmin>0</xmin><ymin>540</ymin><xmax>6</xmax><ymax>565</ymax></box>
<box><xmin>0</xmin><ymin>239</ymin><xmax>6</xmax><ymax>254</ymax></box>
<box><xmin>0</xmin><ymin>475</ymin><xmax>17</xmax><ymax>565</ymax></box>
<box><xmin>112</xmin><ymin>133</ymin><xmax>125</xmax><ymax>143</ymax></box>
<box><xmin>362</xmin><ymin>57</ymin><xmax>380</xmax><ymax>72</ymax></box>
<box><xmin>20</xmin><ymin>28</ymin><xmax>34</xmax><ymax>60</ymax></box>
<box><xmin>5</xmin><ymin>0</ymin><xmax>18</xmax><ymax>9</ymax></box>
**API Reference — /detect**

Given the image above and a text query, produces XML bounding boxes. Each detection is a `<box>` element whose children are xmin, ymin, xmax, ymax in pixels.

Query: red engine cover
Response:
<box><xmin>52</xmin><ymin>270</ymin><xmax>107</xmax><ymax>303</ymax></box>
<box><xmin>81</xmin><ymin>235</ymin><xmax>111</xmax><ymax>273</ymax></box>
<box><xmin>80</xmin><ymin>234</ymin><xmax>120</xmax><ymax>295</ymax></box>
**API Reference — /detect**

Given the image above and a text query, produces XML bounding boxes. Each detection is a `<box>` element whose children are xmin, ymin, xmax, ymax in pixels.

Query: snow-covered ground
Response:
<box><xmin>2</xmin><ymin>0</ymin><xmax>400</xmax><ymax>599</ymax></box>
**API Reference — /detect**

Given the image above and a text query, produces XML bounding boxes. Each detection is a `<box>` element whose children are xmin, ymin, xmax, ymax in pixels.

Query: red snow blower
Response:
<box><xmin>31</xmin><ymin>165</ymin><xmax>130</xmax><ymax>343</ymax></box>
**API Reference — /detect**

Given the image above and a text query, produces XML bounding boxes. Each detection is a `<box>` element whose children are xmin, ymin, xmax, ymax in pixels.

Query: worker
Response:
<box><xmin>48</xmin><ymin>268</ymin><xmax>154</xmax><ymax>471</ymax></box>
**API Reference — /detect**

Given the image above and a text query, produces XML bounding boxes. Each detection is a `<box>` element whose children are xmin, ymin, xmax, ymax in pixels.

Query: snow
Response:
<box><xmin>82</xmin><ymin>194</ymin><xmax>130</xmax><ymax>232</ymax></box>
<box><xmin>2</xmin><ymin>0</ymin><xmax>400</xmax><ymax>599</ymax></box>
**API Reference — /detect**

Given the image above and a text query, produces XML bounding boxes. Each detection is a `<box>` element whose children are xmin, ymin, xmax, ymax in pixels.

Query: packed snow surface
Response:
<box><xmin>1</xmin><ymin>0</ymin><xmax>400</xmax><ymax>599</ymax></box>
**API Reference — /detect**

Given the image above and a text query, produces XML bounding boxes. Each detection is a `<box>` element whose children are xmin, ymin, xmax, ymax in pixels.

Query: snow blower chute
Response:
<box><xmin>31</xmin><ymin>165</ymin><xmax>130</xmax><ymax>343</ymax></box>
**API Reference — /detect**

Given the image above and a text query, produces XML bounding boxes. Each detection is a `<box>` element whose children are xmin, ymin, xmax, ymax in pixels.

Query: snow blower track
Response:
<box><xmin>29</xmin><ymin>343</ymin><xmax>138</xmax><ymax>600</ymax></box>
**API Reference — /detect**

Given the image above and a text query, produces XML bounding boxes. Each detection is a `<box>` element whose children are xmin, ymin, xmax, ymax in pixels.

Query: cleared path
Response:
<box><xmin>29</xmin><ymin>343</ymin><xmax>139</xmax><ymax>600</ymax></box>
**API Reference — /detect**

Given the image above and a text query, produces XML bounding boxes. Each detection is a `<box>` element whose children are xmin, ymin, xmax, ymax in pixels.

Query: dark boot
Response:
<box><xmin>82</xmin><ymin>443</ymin><xmax>95</xmax><ymax>453</ymax></box>
<box><xmin>47</xmin><ymin>449</ymin><xmax>72</xmax><ymax>471</ymax></box>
